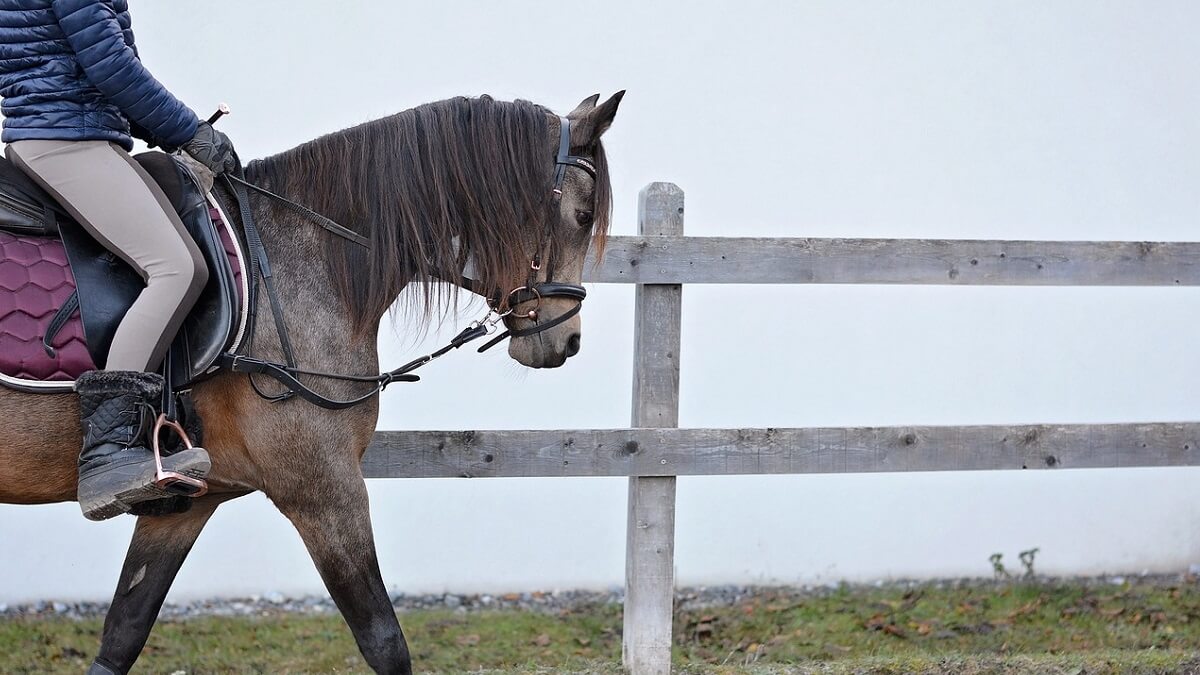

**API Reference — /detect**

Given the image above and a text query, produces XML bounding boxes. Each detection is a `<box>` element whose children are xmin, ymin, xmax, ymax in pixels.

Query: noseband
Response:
<box><xmin>471</xmin><ymin>115</ymin><xmax>594</xmax><ymax>352</ymax></box>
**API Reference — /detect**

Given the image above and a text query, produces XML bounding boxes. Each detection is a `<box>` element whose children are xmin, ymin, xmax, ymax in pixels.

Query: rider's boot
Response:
<box><xmin>75</xmin><ymin>370</ymin><xmax>210</xmax><ymax>521</ymax></box>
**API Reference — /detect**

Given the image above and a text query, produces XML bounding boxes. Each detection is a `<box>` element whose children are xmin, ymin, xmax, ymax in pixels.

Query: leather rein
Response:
<box><xmin>215</xmin><ymin>116</ymin><xmax>592</xmax><ymax>410</ymax></box>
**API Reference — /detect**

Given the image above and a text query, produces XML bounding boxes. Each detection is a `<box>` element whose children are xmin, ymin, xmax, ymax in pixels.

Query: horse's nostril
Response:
<box><xmin>566</xmin><ymin>333</ymin><xmax>581</xmax><ymax>357</ymax></box>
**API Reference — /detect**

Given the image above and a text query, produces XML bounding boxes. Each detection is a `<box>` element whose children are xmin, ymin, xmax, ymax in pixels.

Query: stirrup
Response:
<box><xmin>151</xmin><ymin>413</ymin><xmax>209</xmax><ymax>497</ymax></box>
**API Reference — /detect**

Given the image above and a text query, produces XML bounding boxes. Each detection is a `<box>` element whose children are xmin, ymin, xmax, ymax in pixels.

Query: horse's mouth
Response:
<box><xmin>530</xmin><ymin>350</ymin><xmax>569</xmax><ymax>369</ymax></box>
<box><xmin>508</xmin><ymin>329</ymin><xmax>580</xmax><ymax>369</ymax></box>
<box><xmin>512</xmin><ymin>343</ymin><xmax>569</xmax><ymax>369</ymax></box>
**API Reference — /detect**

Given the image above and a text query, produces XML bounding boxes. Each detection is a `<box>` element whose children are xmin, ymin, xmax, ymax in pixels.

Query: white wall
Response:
<box><xmin>3</xmin><ymin>0</ymin><xmax>1200</xmax><ymax>603</ymax></box>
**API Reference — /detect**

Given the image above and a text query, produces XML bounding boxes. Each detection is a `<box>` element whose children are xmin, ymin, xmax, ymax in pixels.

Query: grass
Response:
<box><xmin>3</xmin><ymin>579</ymin><xmax>1200</xmax><ymax>673</ymax></box>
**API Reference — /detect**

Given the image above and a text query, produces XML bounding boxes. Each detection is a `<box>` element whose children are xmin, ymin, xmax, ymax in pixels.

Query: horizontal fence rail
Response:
<box><xmin>585</xmin><ymin>236</ymin><xmax>1200</xmax><ymax>286</ymax></box>
<box><xmin>372</xmin><ymin>184</ymin><xmax>1200</xmax><ymax>675</ymax></box>
<box><xmin>362</xmin><ymin>423</ymin><xmax>1200</xmax><ymax>479</ymax></box>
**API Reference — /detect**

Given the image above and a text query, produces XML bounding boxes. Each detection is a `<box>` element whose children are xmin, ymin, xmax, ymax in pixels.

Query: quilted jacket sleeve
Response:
<box><xmin>50</xmin><ymin>0</ymin><xmax>199</xmax><ymax>148</ymax></box>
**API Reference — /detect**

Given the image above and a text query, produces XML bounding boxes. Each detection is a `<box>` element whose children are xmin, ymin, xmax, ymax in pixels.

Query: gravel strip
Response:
<box><xmin>1</xmin><ymin>573</ymin><xmax>1195</xmax><ymax>621</ymax></box>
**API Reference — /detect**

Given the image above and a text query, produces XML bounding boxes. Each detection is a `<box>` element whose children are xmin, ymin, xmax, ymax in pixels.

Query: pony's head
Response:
<box><xmin>257</xmin><ymin>92</ymin><xmax>624</xmax><ymax>369</ymax></box>
<box><xmin>499</xmin><ymin>92</ymin><xmax>623</xmax><ymax>368</ymax></box>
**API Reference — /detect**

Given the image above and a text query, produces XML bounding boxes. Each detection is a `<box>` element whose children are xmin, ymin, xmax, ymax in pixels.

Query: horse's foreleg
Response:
<box><xmin>272</xmin><ymin>472</ymin><xmax>412</xmax><ymax>675</ymax></box>
<box><xmin>89</xmin><ymin>496</ymin><xmax>224</xmax><ymax>675</ymax></box>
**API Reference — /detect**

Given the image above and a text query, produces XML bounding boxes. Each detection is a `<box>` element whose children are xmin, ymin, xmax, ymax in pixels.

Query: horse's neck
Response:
<box><xmin>227</xmin><ymin>180</ymin><xmax>383</xmax><ymax>372</ymax></box>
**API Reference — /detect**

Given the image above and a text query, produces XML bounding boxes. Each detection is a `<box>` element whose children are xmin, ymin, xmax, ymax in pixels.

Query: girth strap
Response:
<box><xmin>42</xmin><ymin>289</ymin><xmax>79</xmax><ymax>357</ymax></box>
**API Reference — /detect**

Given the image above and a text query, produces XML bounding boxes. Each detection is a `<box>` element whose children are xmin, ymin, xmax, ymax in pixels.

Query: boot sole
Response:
<box><xmin>79</xmin><ymin>449</ymin><xmax>211</xmax><ymax>521</ymax></box>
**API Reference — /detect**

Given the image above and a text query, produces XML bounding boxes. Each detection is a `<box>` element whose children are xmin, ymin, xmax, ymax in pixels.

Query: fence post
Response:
<box><xmin>623</xmin><ymin>182</ymin><xmax>684</xmax><ymax>674</ymax></box>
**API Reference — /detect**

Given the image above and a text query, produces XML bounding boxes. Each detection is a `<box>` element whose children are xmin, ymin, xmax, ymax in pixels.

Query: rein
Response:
<box><xmin>215</xmin><ymin>116</ymin><xmax>591</xmax><ymax>410</ymax></box>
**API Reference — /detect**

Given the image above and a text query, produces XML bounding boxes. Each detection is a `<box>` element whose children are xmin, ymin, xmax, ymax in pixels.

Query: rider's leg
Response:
<box><xmin>7</xmin><ymin>139</ymin><xmax>208</xmax><ymax>371</ymax></box>
<box><xmin>7</xmin><ymin>139</ymin><xmax>211</xmax><ymax>520</ymax></box>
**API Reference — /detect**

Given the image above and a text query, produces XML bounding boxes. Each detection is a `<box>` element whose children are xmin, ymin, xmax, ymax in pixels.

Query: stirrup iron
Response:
<box><xmin>151</xmin><ymin>413</ymin><xmax>208</xmax><ymax>497</ymax></box>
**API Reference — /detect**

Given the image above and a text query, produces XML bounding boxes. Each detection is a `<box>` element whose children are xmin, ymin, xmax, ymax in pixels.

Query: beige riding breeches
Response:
<box><xmin>7</xmin><ymin>140</ymin><xmax>208</xmax><ymax>372</ymax></box>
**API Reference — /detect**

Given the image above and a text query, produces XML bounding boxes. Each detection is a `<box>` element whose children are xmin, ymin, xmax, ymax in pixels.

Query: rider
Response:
<box><xmin>0</xmin><ymin>1</ymin><xmax>237</xmax><ymax>520</ymax></box>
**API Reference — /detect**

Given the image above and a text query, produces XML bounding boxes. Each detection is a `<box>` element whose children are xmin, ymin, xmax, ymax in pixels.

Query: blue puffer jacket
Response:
<box><xmin>0</xmin><ymin>0</ymin><xmax>198</xmax><ymax>151</ymax></box>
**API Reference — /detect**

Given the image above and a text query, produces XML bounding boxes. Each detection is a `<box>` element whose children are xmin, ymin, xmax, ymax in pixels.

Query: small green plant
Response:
<box><xmin>1019</xmin><ymin>547</ymin><xmax>1040</xmax><ymax>578</ymax></box>
<box><xmin>989</xmin><ymin>553</ymin><xmax>1010</xmax><ymax>580</ymax></box>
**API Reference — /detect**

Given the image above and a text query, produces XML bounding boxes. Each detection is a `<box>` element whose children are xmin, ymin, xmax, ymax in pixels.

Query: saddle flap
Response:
<box><xmin>132</xmin><ymin>153</ymin><xmax>240</xmax><ymax>385</ymax></box>
<box><xmin>57</xmin><ymin>216</ymin><xmax>143</xmax><ymax>368</ymax></box>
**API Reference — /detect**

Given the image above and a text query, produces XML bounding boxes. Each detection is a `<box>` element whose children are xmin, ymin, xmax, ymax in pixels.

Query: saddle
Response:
<box><xmin>0</xmin><ymin>151</ymin><xmax>246</xmax><ymax>393</ymax></box>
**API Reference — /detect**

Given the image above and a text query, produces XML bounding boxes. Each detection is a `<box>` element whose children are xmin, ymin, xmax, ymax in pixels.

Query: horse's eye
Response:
<box><xmin>575</xmin><ymin>210</ymin><xmax>594</xmax><ymax>227</ymax></box>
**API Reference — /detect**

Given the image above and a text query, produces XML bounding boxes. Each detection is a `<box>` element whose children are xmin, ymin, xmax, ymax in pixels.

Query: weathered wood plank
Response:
<box><xmin>585</xmin><ymin>237</ymin><xmax>1200</xmax><ymax>286</ymax></box>
<box><xmin>623</xmin><ymin>183</ymin><xmax>683</xmax><ymax>675</ymax></box>
<box><xmin>360</xmin><ymin>423</ymin><xmax>1200</xmax><ymax>478</ymax></box>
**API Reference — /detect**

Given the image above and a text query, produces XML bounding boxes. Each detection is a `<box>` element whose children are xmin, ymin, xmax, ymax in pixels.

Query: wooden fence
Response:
<box><xmin>362</xmin><ymin>182</ymin><xmax>1200</xmax><ymax>675</ymax></box>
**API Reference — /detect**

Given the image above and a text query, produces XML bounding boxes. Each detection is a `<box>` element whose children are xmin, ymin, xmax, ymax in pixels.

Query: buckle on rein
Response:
<box><xmin>150</xmin><ymin>414</ymin><xmax>209</xmax><ymax>498</ymax></box>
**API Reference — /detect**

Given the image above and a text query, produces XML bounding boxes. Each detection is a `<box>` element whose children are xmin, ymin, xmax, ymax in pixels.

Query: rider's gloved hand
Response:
<box><xmin>128</xmin><ymin>119</ymin><xmax>161</xmax><ymax>148</ymax></box>
<box><xmin>182</xmin><ymin>121</ymin><xmax>237</xmax><ymax>175</ymax></box>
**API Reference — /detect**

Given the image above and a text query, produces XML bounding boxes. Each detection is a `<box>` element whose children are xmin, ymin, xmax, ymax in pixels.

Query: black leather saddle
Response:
<box><xmin>0</xmin><ymin>150</ymin><xmax>241</xmax><ymax>387</ymax></box>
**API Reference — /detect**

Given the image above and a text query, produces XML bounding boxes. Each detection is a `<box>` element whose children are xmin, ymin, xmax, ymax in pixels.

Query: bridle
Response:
<box><xmin>217</xmin><ymin>115</ymin><xmax>596</xmax><ymax>409</ymax></box>
<box><xmin>471</xmin><ymin>116</ymin><xmax>593</xmax><ymax>352</ymax></box>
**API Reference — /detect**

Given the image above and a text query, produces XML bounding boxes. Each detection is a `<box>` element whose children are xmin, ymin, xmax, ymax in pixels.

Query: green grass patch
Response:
<box><xmin>3</xmin><ymin>580</ymin><xmax>1200</xmax><ymax>673</ymax></box>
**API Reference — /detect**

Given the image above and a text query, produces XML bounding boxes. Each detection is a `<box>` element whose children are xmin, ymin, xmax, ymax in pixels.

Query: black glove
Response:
<box><xmin>128</xmin><ymin>119</ymin><xmax>161</xmax><ymax>148</ymax></box>
<box><xmin>182</xmin><ymin>121</ymin><xmax>237</xmax><ymax>175</ymax></box>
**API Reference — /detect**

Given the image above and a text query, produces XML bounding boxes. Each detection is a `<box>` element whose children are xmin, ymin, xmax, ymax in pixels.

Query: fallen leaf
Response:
<box><xmin>864</xmin><ymin>613</ymin><xmax>888</xmax><ymax>630</ymax></box>
<box><xmin>532</xmin><ymin>633</ymin><xmax>551</xmax><ymax>647</ymax></box>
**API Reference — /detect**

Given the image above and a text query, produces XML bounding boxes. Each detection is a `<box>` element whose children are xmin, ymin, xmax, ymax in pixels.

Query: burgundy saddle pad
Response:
<box><xmin>0</xmin><ymin>207</ymin><xmax>243</xmax><ymax>383</ymax></box>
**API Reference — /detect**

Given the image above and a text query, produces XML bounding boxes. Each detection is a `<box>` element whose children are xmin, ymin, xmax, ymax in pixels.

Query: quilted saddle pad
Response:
<box><xmin>0</xmin><ymin>206</ymin><xmax>244</xmax><ymax>385</ymax></box>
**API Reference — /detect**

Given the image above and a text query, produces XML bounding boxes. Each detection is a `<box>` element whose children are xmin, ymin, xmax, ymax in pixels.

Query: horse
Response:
<box><xmin>0</xmin><ymin>91</ymin><xmax>623</xmax><ymax>675</ymax></box>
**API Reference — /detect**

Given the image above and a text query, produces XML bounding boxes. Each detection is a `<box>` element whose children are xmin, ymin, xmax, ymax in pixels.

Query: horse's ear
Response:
<box><xmin>570</xmin><ymin>90</ymin><xmax>624</xmax><ymax>146</ymax></box>
<box><xmin>567</xmin><ymin>94</ymin><xmax>601</xmax><ymax>118</ymax></box>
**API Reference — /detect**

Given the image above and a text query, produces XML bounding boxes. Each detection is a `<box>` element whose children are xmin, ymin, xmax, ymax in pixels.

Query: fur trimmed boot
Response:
<box><xmin>75</xmin><ymin>370</ymin><xmax>210</xmax><ymax>521</ymax></box>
